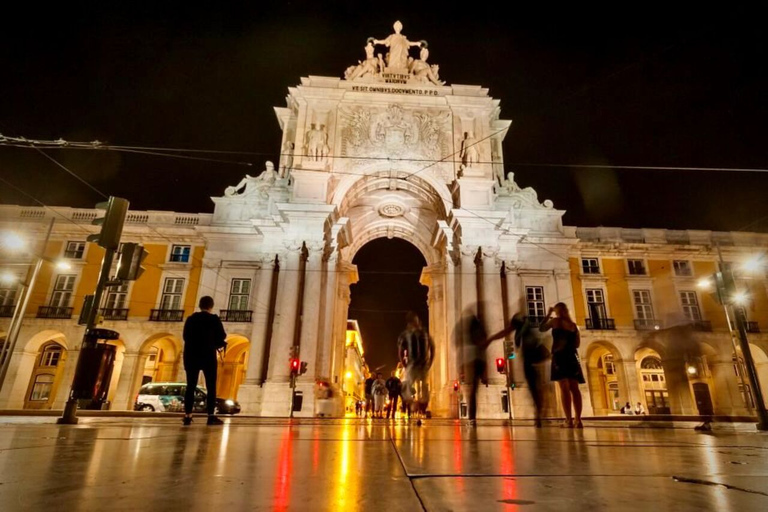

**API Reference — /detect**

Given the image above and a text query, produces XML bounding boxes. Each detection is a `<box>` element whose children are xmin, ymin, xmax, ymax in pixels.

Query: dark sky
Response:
<box><xmin>2</xmin><ymin>3</ymin><xmax>767</xmax><ymax>366</ymax></box>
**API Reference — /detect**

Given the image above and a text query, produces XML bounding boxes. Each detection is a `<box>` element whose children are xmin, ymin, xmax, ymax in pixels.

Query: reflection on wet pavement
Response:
<box><xmin>0</xmin><ymin>417</ymin><xmax>766</xmax><ymax>511</ymax></box>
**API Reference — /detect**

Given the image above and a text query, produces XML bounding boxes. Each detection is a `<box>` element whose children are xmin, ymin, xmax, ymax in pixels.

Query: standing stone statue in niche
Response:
<box><xmin>344</xmin><ymin>39</ymin><xmax>381</xmax><ymax>81</ymax></box>
<box><xmin>460</xmin><ymin>131</ymin><xmax>480</xmax><ymax>167</ymax></box>
<box><xmin>373</xmin><ymin>20</ymin><xmax>421</xmax><ymax>71</ymax></box>
<box><xmin>305</xmin><ymin>123</ymin><xmax>330</xmax><ymax>162</ymax></box>
<box><xmin>224</xmin><ymin>161</ymin><xmax>278</xmax><ymax>198</ymax></box>
<box><xmin>279</xmin><ymin>141</ymin><xmax>294</xmax><ymax>179</ymax></box>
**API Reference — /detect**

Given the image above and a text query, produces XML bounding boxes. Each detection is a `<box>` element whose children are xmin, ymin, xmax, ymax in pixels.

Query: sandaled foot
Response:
<box><xmin>561</xmin><ymin>419</ymin><xmax>573</xmax><ymax>428</ymax></box>
<box><xmin>574</xmin><ymin>420</ymin><xmax>584</xmax><ymax>429</ymax></box>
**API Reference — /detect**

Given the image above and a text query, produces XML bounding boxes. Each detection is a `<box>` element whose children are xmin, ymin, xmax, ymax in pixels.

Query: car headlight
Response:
<box><xmin>225</xmin><ymin>400</ymin><xmax>235</xmax><ymax>406</ymax></box>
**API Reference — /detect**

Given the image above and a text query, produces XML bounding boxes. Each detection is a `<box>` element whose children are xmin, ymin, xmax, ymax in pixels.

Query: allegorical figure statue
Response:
<box><xmin>409</xmin><ymin>45</ymin><xmax>444</xmax><ymax>85</ymax></box>
<box><xmin>460</xmin><ymin>131</ymin><xmax>480</xmax><ymax>167</ymax></box>
<box><xmin>224</xmin><ymin>161</ymin><xmax>278</xmax><ymax>197</ymax></box>
<box><xmin>345</xmin><ymin>39</ymin><xmax>381</xmax><ymax>81</ymax></box>
<box><xmin>373</xmin><ymin>20</ymin><xmax>421</xmax><ymax>71</ymax></box>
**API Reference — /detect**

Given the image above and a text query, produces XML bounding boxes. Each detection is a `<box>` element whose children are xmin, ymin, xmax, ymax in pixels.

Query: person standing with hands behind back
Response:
<box><xmin>182</xmin><ymin>296</ymin><xmax>227</xmax><ymax>426</ymax></box>
<box><xmin>540</xmin><ymin>302</ymin><xmax>585</xmax><ymax>428</ymax></box>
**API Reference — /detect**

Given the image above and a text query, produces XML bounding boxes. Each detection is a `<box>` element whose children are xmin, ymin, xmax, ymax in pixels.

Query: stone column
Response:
<box><xmin>267</xmin><ymin>245</ymin><xmax>303</xmax><ymax>383</ymax></box>
<box><xmin>618</xmin><ymin>360</ymin><xmax>642</xmax><ymax>407</ymax></box>
<box><xmin>480</xmin><ymin>247</ymin><xmax>505</xmax><ymax>385</ymax></box>
<box><xmin>111</xmin><ymin>351</ymin><xmax>140</xmax><ymax>410</ymax></box>
<box><xmin>299</xmin><ymin>243</ymin><xmax>324</xmax><ymax>381</ymax></box>
<box><xmin>317</xmin><ymin>252</ymin><xmax>339</xmax><ymax>382</ymax></box>
<box><xmin>244</xmin><ymin>255</ymin><xmax>277</xmax><ymax>386</ymax></box>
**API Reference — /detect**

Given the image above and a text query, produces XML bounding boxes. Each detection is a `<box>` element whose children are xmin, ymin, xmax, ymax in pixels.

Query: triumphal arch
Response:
<box><xmin>207</xmin><ymin>21</ymin><xmax>575</xmax><ymax>418</ymax></box>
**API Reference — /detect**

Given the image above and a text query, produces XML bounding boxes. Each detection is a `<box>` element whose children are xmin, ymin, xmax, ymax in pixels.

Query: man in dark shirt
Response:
<box><xmin>364</xmin><ymin>374</ymin><xmax>375</xmax><ymax>418</ymax></box>
<box><xmin>182</xmin><ymin>296</ymin><xmax>227</xmax><ymax>425</ymax></box>
<box><xmin>385</xmin><ymin>371</ymin><xmax>402</xmax><ymax>419</ymax></box>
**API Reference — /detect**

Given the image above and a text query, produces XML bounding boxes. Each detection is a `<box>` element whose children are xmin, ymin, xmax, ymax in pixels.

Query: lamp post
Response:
<box><xmin>0</xmin><ymin>219</ymin><xmax>55</xmax><ymax>395</ymax></box>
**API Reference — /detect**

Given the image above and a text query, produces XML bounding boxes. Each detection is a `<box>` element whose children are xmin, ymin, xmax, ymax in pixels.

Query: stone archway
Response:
<box><xmin>585</xmin><ymin>341</ymin><xmax>626</xmax><ymax>415</ymax></box>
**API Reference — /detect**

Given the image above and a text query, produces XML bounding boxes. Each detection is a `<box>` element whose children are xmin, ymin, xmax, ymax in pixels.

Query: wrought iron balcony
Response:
<box><xmin>220</xmin><ymin>310</ymin><xmax>253</xmax><ymax>323</ymax></box>
<box><xmin>37</xmin><ymin>306</ymin><xmax>73</xmax><ymax>319</ymax></box>
<box><xmin>0</xmin><ymin>305</ymin><xmax>15</xmax><ymax>318</ymax></box>
<box><xmin>585</xmin><ymin>318</ymin><xmax>616</xmax><ymax>330</ymax></box>
<box><xmin>746</xmin><ymin>321</ymin><xmax>760</xmax><ymax>333</ymax></box>
<box><xmin>149</xmin><ymin>309</ymin><xmax>185</xmax><ymax>322</ymax></box>
<box><xmin>634</xmin><ymin>318</ymin><xmax>662</xmax><ymax>331</ymax></box>
<box><xmin>101</xmin><ymin>308</ymin><xmax>129</xmax><ymax>321</ymax></box>
<box><xmin>690</xmin><ymin>320</ymin><xmax>712</xmax><ymax>332</ymax></box>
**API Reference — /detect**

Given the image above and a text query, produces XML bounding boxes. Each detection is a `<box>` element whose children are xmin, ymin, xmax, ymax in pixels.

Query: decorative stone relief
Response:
<box><xmin>378</xmin><ymin>200</ymin><xmax>408</xmax><ymax>218</ymax></box>
<box><xmin>339</xmin><ymin>104</ymin><xmax>451</xmax><ymax>161</ymax></box>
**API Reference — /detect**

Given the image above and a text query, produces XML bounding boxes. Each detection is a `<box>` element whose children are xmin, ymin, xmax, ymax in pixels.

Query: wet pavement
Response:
<box><xmin>0</xmin><ymin>416</ymin><xmax>767</xmax><ymax>511</ymax></box>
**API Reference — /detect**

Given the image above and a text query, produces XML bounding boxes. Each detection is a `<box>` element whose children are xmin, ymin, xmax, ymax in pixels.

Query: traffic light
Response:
<box><xmin>290</xmin><ymin>358</ymin><xmax>300</xmax><ymax>375</ymax></box>
<box><xmin>87</xmin><ymin>197</ymin><xmax>129</xmax><ymax>250</ymax></box>
<box><xmin>299</xmin><ymin>361</ymin><xmax>308</xmax><ymax>375</ymax></box>
<box><xmin>496</xmin><ymin>358</ymin><xmax>506</xmax><ymax>374</ymax></box>
<box><xmin>117</xmin><ymin>243</ymin><xmax>148</xmax><ymax>281</ymax></box>
<box><xmin>453</xmin><ymin>380</ymin><xmax>459</xmax><ymax>392</ymax></box>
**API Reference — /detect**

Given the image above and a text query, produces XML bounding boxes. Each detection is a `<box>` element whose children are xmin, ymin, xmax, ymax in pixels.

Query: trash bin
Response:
<box><xmin>460</xmin><ymin>402</ymin><xmax>468</xmax><ymax>418</ymax></box>
<box><xmin>70</xmin><ymin>342</ymin><xmax>116</xmax><ymax>408</ymax></box>
<box><xmin>292</xmin><ymin>390</ymin><xmax>304</xmax><ymax>412</ymax></box>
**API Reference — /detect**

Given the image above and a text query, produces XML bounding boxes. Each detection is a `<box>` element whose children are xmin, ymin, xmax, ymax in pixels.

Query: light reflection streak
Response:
<box><xmin>273</xmin><ymin>429</ymin><xmax>293</xmax><ymax>512</ymax></box>
<box><xmin>334</xmin><ymin>421</ymin><xmax>352</xmax><ymax>509</ymax></box>
<box><xmin>500</xmin><ymin>431</ymin><xmax>517</xmax><ymax>504</ymax></box>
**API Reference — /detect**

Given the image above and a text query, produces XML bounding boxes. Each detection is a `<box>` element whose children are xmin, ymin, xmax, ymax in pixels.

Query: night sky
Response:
<box><xmin>2</xmin><ymin>3</ymin><xmax>767</xmax><ymax>369</ymax></box>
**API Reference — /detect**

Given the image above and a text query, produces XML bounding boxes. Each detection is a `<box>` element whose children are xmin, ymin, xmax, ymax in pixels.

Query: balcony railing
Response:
<box><xmin>691</xmin><ymin>320</ymin><xmax>712</xmax><ymax>332</ymax></box>
<box><xmin>585</xmin><ymin>318</ymin><xmax>616</xmax><ymax>330</ymax></box>
<box><xmin>0</xmin><ymin>305</ymin><xmax>15</xmax><ymax>318</ymax></box>
<box><xmin>149</xmin><ymin>309</ymin><xmax>185</xmax><ymax>322</ymax></box>
<box><xmin>746</xmin><ymin>321</ymin><xmax>760</xmax><ymax>333</ymax></box>
<box><xmin>37</xmin><ymin>306</ymin><xmax>73</xmax><ymax>319</ymax></box>
<box><xmin>634</xmin><ymin>318</ymin><xmax>662</xmax><ymax>331</ymax></box>
<box><xmin>220</xmin><ymin>310</ymin><xmax>253</xmax><ymax>323</ymax></box>
<box><xmin>101</xmin><ymin>308</ymin><xmax>129</xmax><ymax>321</ymax></box>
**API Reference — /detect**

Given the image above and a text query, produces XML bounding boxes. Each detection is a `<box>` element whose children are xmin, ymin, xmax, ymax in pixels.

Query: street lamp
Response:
<box><xmin>0</xmin><ymin>220</ymin><xmax>55</xmax><ymax>395</ymax></box>
<box><xmin>0</xmin><ymin>271</ymin><xmax>17</xmax><ymax>285</ymax></box>
<box><xmin>55</xmin><ymin>260</ymin><xmax>72</xmax><ymax>271</ymax></box>
<box><xmin>742</xmin><ymin>254</ymin><xmax>765</xmax><ymax>274</ymax></box>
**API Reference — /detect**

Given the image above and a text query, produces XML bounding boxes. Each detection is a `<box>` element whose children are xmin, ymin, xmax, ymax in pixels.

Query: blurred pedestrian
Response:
<box><xmin>487</xmin><ymin>312</ymin><xmax>550</xmax><ymax>427</ymax></box>
<box><xmin>385</xmin><ymin>370</ymin><xmax>402</xmax><ymax>419</ymax></box>
<box><xmin>372</xmin><ymin>372</ymin><xmax>388</xmax><ymax>418</ymax></box>
<box><xmin>635</xmin><ymin>402</ymin><xmax>646</xmax><ymax>415</ymax></box>
<box><xmin>398</xmin><ymin>312</ymin><xmax>434</xmax><ymax>423</ymax></box>
<box><xmin>364</xmin><ymin>373</ymin><xmax>375</xmax><ymax>418</ymax></box>
<box><xmin>182</xmin><ymin>296</ymin><xmax>227</xmax><ymax>426</ymax></box>
<box><xmin>465</xmin><ymin>313</ymin><xmax>489</xmax><ymax>423</ymax></box>
<box><xmin>540</xmin><ymin>302</ymin><xmax>585</xmax><ymax>428</ymax></box>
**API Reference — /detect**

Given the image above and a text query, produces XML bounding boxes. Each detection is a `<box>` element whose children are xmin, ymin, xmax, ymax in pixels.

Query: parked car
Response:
<box><xmin>134</xmin><ymin>382</ymin><xmax>241</xmax><ymax>415</ymax></box>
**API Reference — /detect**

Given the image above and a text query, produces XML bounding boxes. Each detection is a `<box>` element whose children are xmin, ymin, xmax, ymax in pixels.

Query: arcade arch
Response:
<box><xmin>22</xmin><ymin>331</ymin><xmax>68</xmax><ymax>410</ymax></box>
<box><xmin>734</xmin><ymin>343</ymin><xmax>768</xmax><ymax>409</ymax></box>
<box><xmin>585</xmin><ymin>342</ymin><xmax>625</xmax><ymax>415</ymax></box>
<box><xmin>218</xmin><ymin>335</ymin><xmax>250</xmax><ymax>400</ymax></box>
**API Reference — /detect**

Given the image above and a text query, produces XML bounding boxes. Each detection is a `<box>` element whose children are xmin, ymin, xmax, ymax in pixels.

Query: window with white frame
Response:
<box><xmin>586</xmin><ymin>288</ymin><xmax>607</xmax><ymax>319</ymax></box>
<box><xmin>632</xmin><ymin>290</ymin><xmax>655</xmax><ymax>320</ymax></box>
<box><xmin>64</xmin><ymin>241</ymin><xmax>86</xmax><ymax>259</ymax></box>
<box><xmin>229</xmin><ymin>279</ymin><xmax>251</xmax><ymax>310</ymax></box>
<box><xmin>29</xmin><ymin>374</ymin><xmax>55</xmax><ymax>401</ymax></box>
<box><xmin>160</xmin><ymin>278</ymin><xmax>184</xmax><ymax>310</ymax></box>
<box><xmin>673</xmin><ymin>260</ymin><xmax>692</xmax><ymax>276</ymax></box>
<box><xmin>105</xmin><ymin>282</ymin><xmax>129</xmax><ymax>310</ymax></box>
<box><xmin>679</xmin><ymin>291</ymin><xmax>702</xmax><ymax>321</ymax></box>
<box><xmin>170</xmin><ymin>245</ymin><xmax>191</xmax><ymax>263</ymax></box>
<box><xmin>49</xmin><ymin>275</ymin><xmax>76</xmax><ymax>308</ymax></box>
<box><xmin>40</xmin><ymin>343</ymin><xmax>63</xmax><ymax>367</ymax></box>
<box><xmin>627</xmin><ymin>259</ymin><xmax>646</xmax><ymax>275</ymax></box>
<box><xmin>525</xmin><ymin>286</ymin><xmax>545</xmax><ymax>319</ymax></box>
<box><xmin>581</xmin><ymin>258</ymin><xmax>600</xmax><ymax>274</ymax></box>
<box><xmin>0</xmin><ymin>279</ymin><xmax>17</xmax><ymax>306</ymax></box>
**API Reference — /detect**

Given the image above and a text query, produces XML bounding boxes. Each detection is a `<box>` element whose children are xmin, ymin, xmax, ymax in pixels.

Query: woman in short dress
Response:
<box><xmin>540</xmin><ymin>302</ymin><xmax>585</xmax><ymax>428</ymax></box>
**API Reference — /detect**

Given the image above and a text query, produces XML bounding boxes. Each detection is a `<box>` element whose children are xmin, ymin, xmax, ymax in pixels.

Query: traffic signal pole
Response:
<box><xmin>713</xmin><ymin>245</ymin><xmax>768</xmax><ymax>431</ymax></box>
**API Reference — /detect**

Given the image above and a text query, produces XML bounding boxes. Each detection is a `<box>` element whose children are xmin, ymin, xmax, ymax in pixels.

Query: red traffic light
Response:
<box><xmin>495</xmin><ymin>358</ymin><xmax>506</xmax><ymax>374</ymax></box>
<box><xmin>290</xmin><ymin>358</ymin><xmax>300</xmax><ymax>374</ymax></box>
<box><xmin>453</xmin><ymin>380</ymin><xmax>459</xmax><ymax>392</ymax></box>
